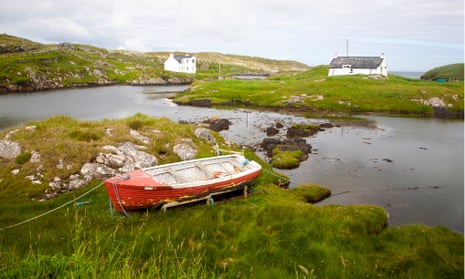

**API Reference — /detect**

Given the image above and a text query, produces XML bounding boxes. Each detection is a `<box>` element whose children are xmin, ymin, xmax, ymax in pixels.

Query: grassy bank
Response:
<box><xmin>175</xmin><ymin>66</ymin><xmax>464</xmax><ymax>116</ymax></box>
<box><xmin>0</xmin><ymin>34</ymin><xmax>307</xmax><ymax>92</ymax></box>
<box><xmin>0</xmin><ymin>116</ymin><xmax>463</xmax><ymax>278</ymax></box>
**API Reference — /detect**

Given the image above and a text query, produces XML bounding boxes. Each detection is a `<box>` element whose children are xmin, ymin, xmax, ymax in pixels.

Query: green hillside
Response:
<box><xmin>0</xmin><ymin>34</ymin><xmax>308</xmax><ymax>92</ymax></box>
<box><xmin>175</xmin><ymin>65</ymin><xmax>464</xmax><ymax>117</ymax></box>
<box><xmin>421</xmin><ymin>63</ymin><xmax>464</xmax><ymax>81</ymax></box>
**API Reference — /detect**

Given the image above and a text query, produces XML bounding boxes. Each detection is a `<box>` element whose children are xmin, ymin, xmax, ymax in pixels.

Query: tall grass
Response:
<box><xmin>0</xmin><ymin>116</ymin><xmax>462</xmax><ymax>278</ymax></box>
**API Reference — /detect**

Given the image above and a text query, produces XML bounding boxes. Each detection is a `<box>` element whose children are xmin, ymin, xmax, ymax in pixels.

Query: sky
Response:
<box><xmin>1</xmin><ymin>0</ymin><xmax>463</xmax><ymax>71</ymax></box>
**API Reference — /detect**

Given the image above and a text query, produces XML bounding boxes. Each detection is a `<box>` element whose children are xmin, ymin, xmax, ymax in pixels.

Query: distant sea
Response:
<box><xmin>390</xmin><ymin>71</ymin><xmax>424</xmax><ymax>79</ymax></box>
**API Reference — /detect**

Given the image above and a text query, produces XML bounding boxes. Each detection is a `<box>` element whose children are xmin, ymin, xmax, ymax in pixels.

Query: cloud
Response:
<box><xmin>0</xmin><ymin>0</ymin><xmax>463</xmax><ymax>70</ymax></box>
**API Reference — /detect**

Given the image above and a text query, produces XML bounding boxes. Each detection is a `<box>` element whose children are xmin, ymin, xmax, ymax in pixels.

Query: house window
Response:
<box><xmin>192</xmin><ymin>59</ymin><xmax>195</xmax><ymax>63</ymax></box>
<box><xmin>342</xmin><ymin>64</ymin><xmax>351</xmax><ymax>69</ymax></box>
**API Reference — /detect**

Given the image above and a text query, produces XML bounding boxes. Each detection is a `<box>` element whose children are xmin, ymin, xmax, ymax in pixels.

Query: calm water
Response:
<box><xmin>0</xmin><ymin>86</ymin><xmax>463</xmax><ymax>232</ymax></box>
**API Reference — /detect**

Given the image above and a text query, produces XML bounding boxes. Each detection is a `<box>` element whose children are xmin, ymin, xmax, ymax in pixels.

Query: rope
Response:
<box><xmin>112</xmin><ymin>182</ymin><xmax>130</xmax><ymax>217</ymax></box>
<box><xmin>0</xmin><ymin>182</ymin><xmax>104</xmax><ymax>231</ymax></box>
<box><xmin>262</xmin><ymin>167</ymin><xmax>290</xmax><ymax>182</ymax></box>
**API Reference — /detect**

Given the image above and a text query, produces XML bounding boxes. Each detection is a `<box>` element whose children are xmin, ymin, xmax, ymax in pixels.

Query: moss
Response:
<box><xmin>271</xmin><ymin>148</ymin><xmax>302</xmax><ymax>169</ymax></box>
<box><xmin>15</xmin><ymin>152</ymin><xmax>31</xmax><ymax>164</ymax></box>
<box><xmin>289</xmin><ymin>184</ymin><xmax>331</xmax><ymax>203</ymax></box>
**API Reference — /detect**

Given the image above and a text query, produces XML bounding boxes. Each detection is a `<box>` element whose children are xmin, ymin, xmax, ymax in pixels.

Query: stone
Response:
<box><xmin>266</xmin><ymin>126</ymin><xmax>279</xmax><ymax>136</ymax></box>
<box><xmin>130</xmin><ymin>129</ymin><xmax>150</xmax><ymax>144</ymax></box>
<box><xmin>173</xmin><ymin>139</ymin><xmax>198</xmax><ymax>161</ymax></box>
<box><xmin>29</xmin><ymin>151</ymin><xmax>41</xmax><ymax>163</ymax></box>
<box><xmin>117</xmin><ymin>142</ymin><xmax>158</xmax><ymax>169</ymax></box>
<box><xmin>25</xmin><ymin>125</ymin><xmax>37</xmax><ymax>131</ymax></box>
<box><xmin>194</xmin><ymin>127</ymin><xmax>216</xmax><ymax>143</ymax></box>
<box><xmin>0</xmin><ymin>140</ymin><xmax>21</xmax><ymax>159</ymax></box>
<box><xmin>68</xmin><ymin>178</ymin><xmax>87</xmax><ymax>190</ymax></box>
<box><xmin>80</xmin><ymin>162</ymin><xmax>116</xmax><ymax>180</ymax></box>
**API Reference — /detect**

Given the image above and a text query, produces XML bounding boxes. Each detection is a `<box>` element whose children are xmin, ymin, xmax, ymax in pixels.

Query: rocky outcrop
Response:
<box><xmin>202</xmin><ymin>118</ymin><xmax>231</xmax><ymax>132</ymax></box>
<box><xmin>194</xmin><ymin>127</ymin><xmax>216</xmax><ymax>143</ymax></box>
<box><xmin>0</xmin><ymin>140</ymin><xmax>21</xmax><ymax>159</ymax></box>
<box><xmin>261</xmin><ymin>138</ymin><xmax>312</xmax><ymax>158</ymax></box>
<box><xmin>173</xmin><ymin>139</ymin><xmax>198</xmax><ymax>161</ymax></box>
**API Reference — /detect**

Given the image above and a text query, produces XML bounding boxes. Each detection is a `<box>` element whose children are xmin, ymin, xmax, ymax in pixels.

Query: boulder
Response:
<box><xmin>80</xmin><ymin>162</ymin><xmax>116</xmax><ymax>180</ymax></box>
<box><xmin>266</xmin><ymin>126</ymin><xmax>279</xmax><ymax>136</ymax></box>
<box><xmin>0</xmin><ymin>140</ymin><xmax>21</xmax><ymax>159</ymax></box>
<box><xmin>261</xmin><ymin>138</ymin><xmax>312</xmax><ymax>157</ymax></box>
<box><xmin>117</xmin><ymin>142</ymin><xmax>158</xmax><ymax>170</ymax></box>
<box><xmin>194</xmin><ymin>127</ymin><xmax>216</xmax><ymax>143</ymax></box>
<box><xmin>29</xmin><ymin>151</ymin><xmax>41</xmax><ymax>163</ymax></box>
<box><xmin>130</xmin><ymin>129</ymin><xmax>150</xmax><ymax>144</ymax></box>
<box><xmin>202</xmin><ymin>118</ymin><xmax>231</xmax><ymax>131</ymax></box>
<box><xmin>173</xmin><ymin>139</ymin><xmax>198</xmax><ymax>161</ymax></box>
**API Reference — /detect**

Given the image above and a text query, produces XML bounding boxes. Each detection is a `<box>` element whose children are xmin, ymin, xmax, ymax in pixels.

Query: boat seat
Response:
<box><xmin>166</xmin><ymin>168</ymin><xmax>188</xmax><ymax>183</ymax></box>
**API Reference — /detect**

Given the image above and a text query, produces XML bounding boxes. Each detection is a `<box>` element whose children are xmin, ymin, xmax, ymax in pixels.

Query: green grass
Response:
<box><xmin>0</xmin><ymin>116</ymin><xmax>463</xmax><ymax>278</ymax></box>
<box><xmin>0</xmin><ymin>35</ymin><xmax>308</xmax><ymax>92</ymax></box>
<box><xmin>421</xmin><ymin>63</ymin><xmax>464</xmax><ymax>81</ymax></box>
<box><xmin>175</xmin><ymin>65</ymin><xmax>464</xmax><ymax>116</ymax></box>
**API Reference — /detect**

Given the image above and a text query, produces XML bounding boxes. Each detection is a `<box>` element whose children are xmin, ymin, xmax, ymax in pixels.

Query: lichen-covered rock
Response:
<box><xmin>80</xmin><ymin>162</ymin><xmax>116</xmax><ymax>180</ymax></box>
<box><xmin>194</xmin><ymin>127</ymin><xmax>216</xmax><ymax>143</ymax></box>
<box><xmin>173</xmin><ymin>139</ymin><xmax>198</xmax><ymax>161</ymax></box>
<box><xmin>0</xmin><ymin>140</ymin><xmax>21</xmax><ymax>159</ymax></box>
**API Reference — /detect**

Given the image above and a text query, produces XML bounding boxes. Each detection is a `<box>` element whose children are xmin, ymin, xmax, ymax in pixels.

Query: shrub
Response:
<box><xmin>15</xmin><ymin>152</ymin><xmax>31</xmax><ymax>164</ymax></box>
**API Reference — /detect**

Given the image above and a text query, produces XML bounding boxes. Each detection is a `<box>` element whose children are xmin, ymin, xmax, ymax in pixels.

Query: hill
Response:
<box><xmin>0</xmin><ymin>34</ymin><xmax>308</xmax><ymax>92</ymax></box>
<box><xmin>421</xmin><ymin>63</ymin><xmax>464</xmax><ymax>81</ymax></box>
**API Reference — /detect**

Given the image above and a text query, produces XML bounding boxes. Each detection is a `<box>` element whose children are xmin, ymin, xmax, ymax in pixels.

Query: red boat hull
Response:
<box><xmin>104</xmin><ymin>165</ymin><xmax>261</xmax><ymax>212</ymax></box>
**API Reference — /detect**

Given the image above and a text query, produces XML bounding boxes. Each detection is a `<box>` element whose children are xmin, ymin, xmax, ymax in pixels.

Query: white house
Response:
<box><xmin>328</xmin><ymin>54</ymin><xmax>387</xmax><ymax>77</ymax></box>
<box><xmin>164</xmin><ymin>53</ymin><xmax>196</xmax><ymax>74</ymax></box>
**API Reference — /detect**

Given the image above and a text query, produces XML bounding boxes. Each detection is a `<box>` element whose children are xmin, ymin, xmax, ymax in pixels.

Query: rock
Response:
<box><xmin>105</xmin><ymin>128</ymin><xmax>114</xmax><ymax>137</ymax></box>
<box><xmin>0</xmin><ymin>140</ymin><xmax>22</xmax><ymax>159</ymax></box>
<box><xmin>194</xmin><ymin>127</ymin><xmax>216</xmax><ymax>143</ymax></box>
<box><xmin>261</xmin><ymin>137</ymin><xmax>312</xmax><ymax>157</ymax></box>
<box><xmin>25</xmin><ymin>125</ymin><xmax>37</xmax><ymax>131</ymax></box>
<box><xmin>261</xmin><ymin>138</ymin><xmax>281</xmax><ymax>155</ymax></box>
<box><xmin>188</xmin><ymin>99</ymin><xmax>211</xmax><ymax>107</ymax></box>
<box><xmin>4</xmin><ymin>129</ymin><xmax>19</xmax><ymax>140</ymax></box>
<box><xmin>117</xmin><ymin>142</ymin><xmax>158</xmax><ymax>170</ymax></box>
<box><xmin>81</xmin><ymin>163</ymin><xmax>116</xmax><ymax>180</ymax></box>
<box><xmin>130</xmin><ymin>129</ymin><xmax>150</xmax><ymax>144</ymax></box>
<box><xmin>11</xmin><ymin>169</ymin><xmax>20</xmax><ymax>175</ymax></box>
<box><xmin>68</xmin><ymin>178</ymin><xmax>87</xmax><ymax>190</ymax></box>
<box><xmin>286</xmin><ymin>125</ymin><xmax>319</xmax><ymax>138</ymax></box>
<box><xmin>29</xmin><ymin>151</ymin><xmax>41</xmax><ymax>163</ymax></box>
<box><xmin>203</xmin><ymin>118</ymin><xmax>231</xmax><ymax>132</ymax></box>
<box><xmin>107</xmin><ymin>154</ymin><xmax>126</xmax><ymax>168</ymax></box>
<box><xmin>173</xmin><ymin>139</ymin><xmax>198</xmax><ymax>161</ymax></box>
<box><xmin>266</xmin><ymin>126</ymin><xmax>279</xmax><ymax>136</ymax></box>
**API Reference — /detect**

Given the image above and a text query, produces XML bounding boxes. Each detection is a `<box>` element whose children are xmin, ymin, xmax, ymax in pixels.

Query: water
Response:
<box><xmin>0</xmin><ymin>86</ymin><xmax>463</xmax><ymax>232</ymax></box>
<box><xmin>391</xmin><ymin>71</ymin><xmax>424</xmax><ymax>79</ymax></box>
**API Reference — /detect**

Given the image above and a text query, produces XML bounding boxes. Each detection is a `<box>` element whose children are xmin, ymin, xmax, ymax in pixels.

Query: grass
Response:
<box><xmin>175</xmin><ymin>65</ymin><xmax>464</xmax><ymax>116</ymax></box>
<box><xmin>421</xmin><ymin>63</ymin><xmax>464</xmax><ymax>81</ymax></box>
<box><xmin>0</xmin><ymin>34</ymin><xmax>308</xmax><ymax>92</ymax></box>
<box><xmin>0</xmin><ymin>115</ymin><xmax>463</xmax><ymax>278</ymax></box>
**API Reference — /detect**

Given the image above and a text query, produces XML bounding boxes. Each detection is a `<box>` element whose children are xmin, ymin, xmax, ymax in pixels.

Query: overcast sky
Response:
<box><xmin>1</xmin><ymin>0</ymin><xmax>463</xmax><ymax>71</ymax></box>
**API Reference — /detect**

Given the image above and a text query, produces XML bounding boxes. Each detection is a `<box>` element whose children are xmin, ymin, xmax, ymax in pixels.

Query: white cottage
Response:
<box><xmin>328</xmin><ymin>54</ymin><xmax>387</xmax><ymax>77</ymax></box>
<box><xmin>164</xmin><ymin>54</ymin><xmax>196</xmax><ymax>74</ymax></box>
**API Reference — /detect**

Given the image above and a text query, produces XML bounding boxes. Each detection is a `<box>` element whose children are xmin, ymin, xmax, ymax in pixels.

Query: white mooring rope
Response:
<box><xmin>0</xmin><ymin>182</ymin><xmax>104</xmax><ymax>231</ymax></box>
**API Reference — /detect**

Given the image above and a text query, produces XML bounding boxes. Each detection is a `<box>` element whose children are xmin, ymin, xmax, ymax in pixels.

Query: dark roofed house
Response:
<box><xmin>328</xmin><ymin>54</ymin><xmax>387</xmax><ymax>77</ymax></box>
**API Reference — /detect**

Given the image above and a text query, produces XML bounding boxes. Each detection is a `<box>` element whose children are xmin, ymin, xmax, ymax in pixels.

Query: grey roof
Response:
<box><xmin>174</xmin><ymin>55</ymin><xmax>195</xmax><ymax>63</ymax></box>
<box><xmin>329</xmin><ymin>56</ymin><xmax>383</xmax><ymax>69</ymax></box>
